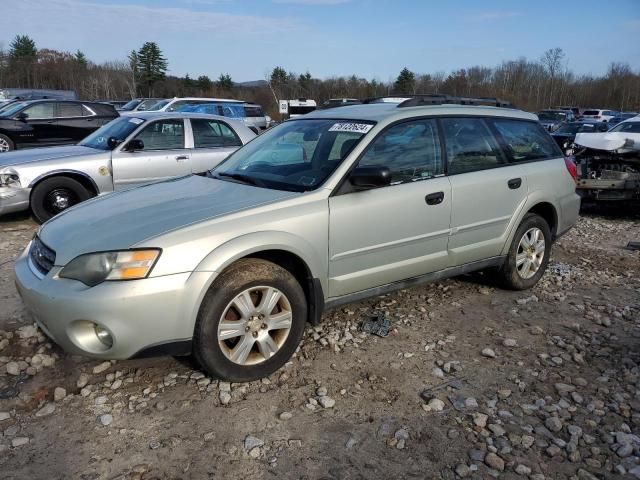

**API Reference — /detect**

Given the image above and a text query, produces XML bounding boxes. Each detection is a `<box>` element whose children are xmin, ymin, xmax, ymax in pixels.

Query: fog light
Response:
<box><xmin>94</xmin><ymin>324</ymin><xmax>113</xmax><ymax>348</ymax></box>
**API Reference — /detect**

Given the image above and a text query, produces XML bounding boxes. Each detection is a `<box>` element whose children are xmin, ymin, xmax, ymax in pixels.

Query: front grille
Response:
<box><xmin>29</xmin><ymin>236</ymin><xmax>56</xmax><ymax>276</ymax></box>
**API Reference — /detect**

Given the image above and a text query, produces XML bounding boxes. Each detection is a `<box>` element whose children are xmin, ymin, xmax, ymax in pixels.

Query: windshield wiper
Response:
<box><xmin>214</xmin><ymin>171</ymin><xmax>263</xmax><ymax>187</ymax></box>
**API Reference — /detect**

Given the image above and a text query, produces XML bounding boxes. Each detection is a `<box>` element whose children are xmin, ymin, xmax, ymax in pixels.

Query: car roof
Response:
<box><xmin>303</xmin><ymin>103</ymin><xmax>537</xmax><ymax>123</ymax></box>
<box><xmin>124</xmin><ymin>111</ymin><xmax>240</xmax><ymax>122</ymax></box>
<box><xmin>168</xmin><ymin>97</ymin><xmax>244</xmax><ymax>103</ymax></box>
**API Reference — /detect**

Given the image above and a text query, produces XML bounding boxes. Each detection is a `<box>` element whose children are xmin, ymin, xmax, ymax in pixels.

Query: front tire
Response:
<box><xmin>30</xmin><ymin>176</ymin><xmax>92</xmax><ymax>223</ymax></box>
<box><xmin>0</xmin><ymin>134</ymin><xmax>14</xmax><ymax>152</ymax></box>
<box><xmin>497</xmin><ymin>213</ymin><xmax>551</xmax><ymax>290</ymax></box>
<box><xmin>193</xmin><ymin>258</ymin><xmax>307</xmax><ymax>382</ymax></box>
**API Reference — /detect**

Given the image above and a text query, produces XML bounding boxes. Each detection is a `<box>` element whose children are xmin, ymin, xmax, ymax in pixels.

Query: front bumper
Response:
<box><xmin>14</xmin><ymin>244</ymin><xmax>215</xmax><ymax>359</ymax></box>
<box><xmin>0</xmin><ymin>186</ymin><xmax>30</xmax><ymax>216</ymax></box>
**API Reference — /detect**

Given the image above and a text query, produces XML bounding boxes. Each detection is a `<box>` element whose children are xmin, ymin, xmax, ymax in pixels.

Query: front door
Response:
<box><xmin>112</xmin><ymin>118</ymin><xmax>191</xmax><ymax>190</ymax></box>
<box><xmin>328</xmin><ymin>119</ymin><xmax>452</xmax><ymax>298</ymax></box>
<box><xmin>22</xmin><ymin>102</ymin><xmax>60</xmax><ymax>145</ymax></box>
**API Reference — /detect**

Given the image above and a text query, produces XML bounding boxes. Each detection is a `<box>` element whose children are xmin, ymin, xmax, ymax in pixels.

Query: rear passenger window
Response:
<box><xmin>441</xmin><ymin>118</ymin><xmax>506</xmax><ymax>175</ymax></box>
<box><xmin>358</xmin><ymin>119</ymin><xmax>443</xmax><ymax>184</ymax></box>
<box><xmin>58</xmin><ymin>103</ymin><xmax>82</xmax><ymax>118</ymax></box>
<box><xmin>491</xmin><ymin>119</ymin><xmax>562</xmax><ymax>162</ymax></box>
<box><xmin>191</xmin><ymin>119</ymin><xmax>242</xmax><ymax>148</ymax></box>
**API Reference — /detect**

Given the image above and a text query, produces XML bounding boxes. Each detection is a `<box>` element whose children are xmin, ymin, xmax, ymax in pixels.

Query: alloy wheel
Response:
<box><xmin>516</xmin><ymin>227</ymin><xmax>545</xmax><ymax>279</ymax></box>
<box><xmin>0</xmin><ymin>137</ymin><xmax>10</xmax><ymax>152</ymax></box>
<box><xmin>217</xmin><ymin>286</ymin><xmax>293</xmax><ymax>366</ymax></box>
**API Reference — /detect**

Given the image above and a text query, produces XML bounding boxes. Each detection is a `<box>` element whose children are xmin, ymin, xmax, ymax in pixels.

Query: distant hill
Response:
<box><xmin>234</xmin><ymin>80</ymin><xmax>268</xmax><ymax>88</ymax></box>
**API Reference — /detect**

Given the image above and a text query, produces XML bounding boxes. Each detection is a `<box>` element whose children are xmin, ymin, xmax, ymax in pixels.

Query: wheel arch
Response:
<box><xmin>28</xmin><ymin>170</ymin><xmax>100</xmax><ymax>196</ymax></box>
<box><xmin>500</xmin><ymin>195</ymin><xmax>560</xmax><ymax>256</ymax></box>
<box><xmin>192</xmin><ymin>232</ymin><xmax>327</xmax><ymax>325</ymax></box>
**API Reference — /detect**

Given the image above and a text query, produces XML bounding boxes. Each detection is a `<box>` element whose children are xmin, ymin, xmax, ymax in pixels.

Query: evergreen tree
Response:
<box><xmin>73</xmin><ymin>50</ymin><xmax>88</xmax><ymax>66</ymax></box>
<box><xmin>136</xmin><ymin>42</ymin><xmax>168</xmax><ymax>96</ymax></box>
<box><xmin>197</xmin><ymin>75</ymin><xmax>213</xmax><ymax>91</ymax></box>
<box><xmin>394</xmin><ymin>67</ymin><xmax>416</xmax><ymax>94</ymax></box>
<box><xmin>9</xmin><ymin>35</ymin><xmax>37</xmax><ymax>59</ymax></box>
<box><xmin>216</xmin><ymin>73</ymin><xmax>233</xmax><ymax>90</ymax></box>
<box><xmin>298</xmin><ymin>71</ymin><xmax>312</xmax><ymax>94</ymax></box>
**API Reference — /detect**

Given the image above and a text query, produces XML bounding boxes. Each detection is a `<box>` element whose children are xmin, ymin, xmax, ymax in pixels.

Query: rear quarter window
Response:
<box><xmin>491</xmin><ymin>119</ymin><xmax>563</xmax><ymax>162</ymax></box>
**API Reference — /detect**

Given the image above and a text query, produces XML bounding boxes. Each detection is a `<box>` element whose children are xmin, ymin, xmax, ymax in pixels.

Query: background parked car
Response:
<box><xmin>550</xmin><ymin>120</ymin><xmax>609</xmax><ymax>153</ymax></box>
<box><xmin>139</xmin><ymin>97</ymin><xmax>244</xmax><ymax>113</ymax></box>
<box><xmin>0</xmin><ymin>99</ymin><xmax>119</xmax><ymax>153</ymax></box>
<box><xmin>0</xmin><ymin>112</ymin><xmax>255</xmax><ymax>222</ymax></box>
<box><xmin>177</xmin><ymin>102</ymin><xmax>269</xmax><ymax>133</ymax></box>
<box><xmin>118</xmin><ymin>98</ymin><xmax>164</xmax><ymax>112</ymax></box>
<box><xmin>581</xmin><ymin>109</ymin><xmax>618</xmax><ymax>122</ymax></box>
<box><xmin>536</xmin><ymin>109</ymin><xmax>575</xmax><ymax>131</ymax></box>
<box><xmin>607</xmin><ymin>112</ymin><xmax>638</xmax><ymax>127</ymax></box>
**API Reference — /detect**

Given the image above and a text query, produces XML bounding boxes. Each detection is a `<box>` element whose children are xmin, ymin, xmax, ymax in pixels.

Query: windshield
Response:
<box><xmin>609</xmin><ymin>121</ymin><xmax>640</xmax><ymax>134</ymax></box>
<box><xmin>555</xmin><ymin>123</ymin><xmax>599</xmax><ymax>134</ymax></box>
<box><xmin>79</xmin><ymin>116</ymin><xmax>144</xmax><ymax>150</ymax></box>
<box><xmin>0</xmin><ymin>101</ymin><xmax>30</xmax><ymax>117</ymax></box>
<box><xmin>147</xmin><ymin>99</ymin><xmax>170</xmax><ymax>111</ymax></box>
<box><xmin>212</xmin><ymin>119</ymin><xmax>374</xmax><ymax>192</ymax></box>
<box><xmin>120</xmin><ymin>99</ymin><xmax>141</xmax><ymax>111</ymax></box>
<box><xmin>538</xmin><ymin>112</ymin><xmax>566</xmax><ymax>121</ymax></box>
<box><xmin>582</xmin><ymin>110</ymin><xmax>600</xmax><ymax>116</ymax></box>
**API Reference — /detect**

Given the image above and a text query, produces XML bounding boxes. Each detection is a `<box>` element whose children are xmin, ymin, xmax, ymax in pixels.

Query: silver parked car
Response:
<box><xmin>14</xmin><ymin>97</ymin><xmax>580</xmax><ymax>382</ymax></box>
<box><xmin>0</xmin><ymin>112</ymin><xmax>256</xmax><ymax>222</ymax></box>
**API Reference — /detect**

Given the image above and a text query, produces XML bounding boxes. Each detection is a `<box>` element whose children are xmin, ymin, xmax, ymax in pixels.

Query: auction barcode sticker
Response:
<box><xmin>329</xmin><ymin>123</ymin><xmax>374</xmax><ymax>134</ymax></box>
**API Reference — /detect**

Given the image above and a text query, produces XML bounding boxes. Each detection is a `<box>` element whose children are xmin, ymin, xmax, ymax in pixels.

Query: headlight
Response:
<box><xmin>0</xmin><ymin>172</ymin><xmax>20</xmax><ymax>187</ymax></box>
<box><xmin>59</xmin><ymin>249</ymin><xmax>161</xmax><ymax>286</ymax></box>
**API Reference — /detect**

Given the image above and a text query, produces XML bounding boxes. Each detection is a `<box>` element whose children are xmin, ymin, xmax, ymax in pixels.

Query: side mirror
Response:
<box><xmin>349</xmin><ymin>166</ymin><xmax>391</xmax><ymax>189</ymax></box>
<box><xmin>125</xmin><ymin>139</ymin><xmax>144</xmax><ymax>152</ymax></box>
<box><xmin>15</xmin><ymin>112</ymin><xmax>28</xmax><ymax>122</ymax></box>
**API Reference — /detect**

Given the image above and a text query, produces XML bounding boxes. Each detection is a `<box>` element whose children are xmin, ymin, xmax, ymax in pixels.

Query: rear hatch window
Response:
<box><xmin>244</xmin><ymin>106</ymin><xmax>264</xmax><ymax>117</ymax></box>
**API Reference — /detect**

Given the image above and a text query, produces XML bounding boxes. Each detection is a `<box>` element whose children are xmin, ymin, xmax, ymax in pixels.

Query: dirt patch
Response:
<box><xmin>0</xmin><ymin>210</ymin><xmax>639</xmax><ymax>479</ymax></box>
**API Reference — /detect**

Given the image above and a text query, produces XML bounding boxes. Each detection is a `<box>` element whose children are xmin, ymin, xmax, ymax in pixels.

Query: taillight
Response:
<box><xmin>564</xmin><ymin>156</ymin><xmax>578</xmax><ymax>183</ymax></box>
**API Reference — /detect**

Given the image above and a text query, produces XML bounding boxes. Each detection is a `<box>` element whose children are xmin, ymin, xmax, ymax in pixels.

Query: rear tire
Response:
<box><xmin>496</xmin><ymin>213</ymin><xmax>551</xmax><ymax>290</ymax></box>
<box><xmin>0</xmin><ymin>134</ymin><xmax>14</xmax><ymax>152</ymax></box>
<box><xmin>193</xmin><ymin>258</ymin><xmax>307</xmax><ymax>382</ymax></box>
<box><xmin>30</xmin><ymin>176</ymin><xmax>92</xmax><ymax>223</ymax></box>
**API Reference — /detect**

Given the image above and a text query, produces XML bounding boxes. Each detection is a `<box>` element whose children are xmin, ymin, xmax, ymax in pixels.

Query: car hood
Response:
<box><xmin>0</xmin><ymin>145</ymin><xmax>102</xmax><ymax>168</ymax></box>
<box><xmin>39</xmin><ymin>175</ymin><xmax>299</xmax><ymax>265</ymax></box>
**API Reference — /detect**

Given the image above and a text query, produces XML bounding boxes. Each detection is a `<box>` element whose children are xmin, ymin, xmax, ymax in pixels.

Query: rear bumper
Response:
<box><xmin>557</xmin><ymin>191</ymin><xmax>581</xmax><ymax>237</ymax></box>
<box><xmin>0</xmin><ymin>186</ymin><xmax>30</xmax><ymax>216</ymax></box>
<box><xmin>14</xmin><ymin>244</ymin><xmax>214</xmax><ymax>359</ymax></box>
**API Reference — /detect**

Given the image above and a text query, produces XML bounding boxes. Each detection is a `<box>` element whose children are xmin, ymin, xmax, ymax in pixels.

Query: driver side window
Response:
<box><xmin>358</xmin><ymin>119</ymin><xmax>443</xmax><ymax>184</ymax></box>
<box><xmin>134</xmin><ymin>119</ymin><xmax>185</xmax><ymax>150</ymax></box>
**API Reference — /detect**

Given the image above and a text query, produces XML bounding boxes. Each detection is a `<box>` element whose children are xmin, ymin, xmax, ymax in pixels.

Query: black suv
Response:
<box><xmin>0</xmin><ymin>100</ymin><xmax>119</xmax><ymax>152</ymax></box>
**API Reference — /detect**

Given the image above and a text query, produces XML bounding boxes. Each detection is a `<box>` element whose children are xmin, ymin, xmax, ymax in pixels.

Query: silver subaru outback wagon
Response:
<box><xmin>14</xmin><ymin>96</ymin><xmax>580</xmax><ymax>382</ymax></box>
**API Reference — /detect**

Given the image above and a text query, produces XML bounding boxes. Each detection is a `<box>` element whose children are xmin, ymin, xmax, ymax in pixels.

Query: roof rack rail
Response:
<box><xmin>362</xmin><ymin>94</ymin><xmax>516</xmax><ymax>109</ymax></box>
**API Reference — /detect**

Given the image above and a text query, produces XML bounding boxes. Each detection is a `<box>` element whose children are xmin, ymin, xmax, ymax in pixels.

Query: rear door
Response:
<box><xmin>328</xmin><ymin>119</ymin><xmax>452</xmax><ymax>297</ymax></box>
<box><xmin>111</xmin><ymin>118</ymin><xmax>191</xmax><ymax>190</ymax></box>
<box><xmin>442</xmin><ymin>117</ymin><xmax>528</xmax><ymax>266</ymax></box>
<box><xmin>56</xmin><ymin>102</ymin><xmax>85</xmax><ymax>142</ymax></box>
<box><xmin>188</xmin><ymin>118</ymin><xmax>243</xmax><ymax>173</ymax></box>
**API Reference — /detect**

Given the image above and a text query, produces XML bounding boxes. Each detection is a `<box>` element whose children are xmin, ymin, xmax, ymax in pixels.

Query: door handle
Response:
<box><xmin>508</xmin><ymin>178</ymin><xmax>522</xmax><ymax>189</ymax></box>
<box><xmin>425</xmin><ymin>191</ymin><xmax>445</xmax><ymax>205</ymax></box>
<box><xmin>46</xmin><ymin>120</ymin><xmax>54</xmax><ymax>124</ymax></box>
<box><xmin>175</xmin><ymin>155</ymin><xmax>189</xmax><ymax>161</ymax></box>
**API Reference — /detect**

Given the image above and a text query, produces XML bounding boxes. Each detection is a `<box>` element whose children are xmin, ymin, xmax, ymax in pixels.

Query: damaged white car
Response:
<box><xmin>573</xmin><ymin>117</ymin><xmax>640</xmax><ymax>201</ymax></box>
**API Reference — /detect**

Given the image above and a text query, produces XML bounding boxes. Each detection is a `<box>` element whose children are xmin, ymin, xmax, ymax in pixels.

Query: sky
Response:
<box><xmin>0</xmin><ymin>0</ymin><xmax>639</xmax><ymax>82</ymax></box>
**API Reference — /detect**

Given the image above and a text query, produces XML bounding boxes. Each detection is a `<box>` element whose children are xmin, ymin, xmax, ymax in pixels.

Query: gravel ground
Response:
<box><xmin>0</xmin><ymin>208</ymin><xmax>639</xmax><ymax>480</ymax></box>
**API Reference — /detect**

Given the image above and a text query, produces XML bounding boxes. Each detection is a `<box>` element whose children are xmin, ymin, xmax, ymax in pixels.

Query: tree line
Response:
<box><xmin>1</xmin><ymin>35</ymin><xmax>638</xmax><ymax>116</ymax></box>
